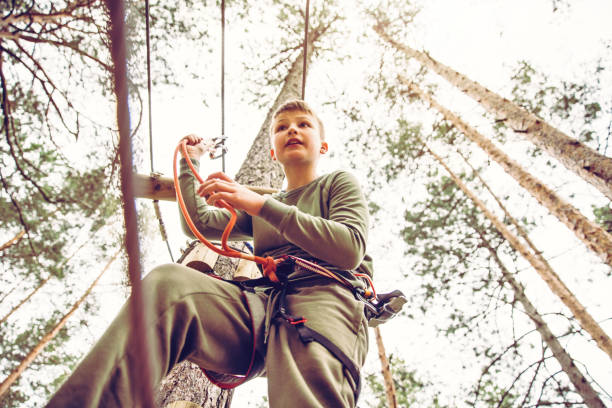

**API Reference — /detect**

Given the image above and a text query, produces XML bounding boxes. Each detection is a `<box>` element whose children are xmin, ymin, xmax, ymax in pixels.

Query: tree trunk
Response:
<box><xmin>0</xmin><ymin>229</ymin><xmax>25</xmax><ymax>252</ymax></box>
<box><xmin>475</xmin><ymin>231</ymin><xmax>606</xmax><ymax>408</ymax></box>
<box><xmin>458</xmin><ymin>150</ymin><xmax>544</xmax><ymax>257</ymax></box>
<box><xmin>0</xmin><ymin>275</ymin><xmax>53</xmax><ymax>326</ymax></box>
<box><xmin>0</xmin><ymin>248</ymin><xmax>121</xmax><ymax>398</ymax></box>
<box><xmin>156</xmin><ymin>22</ymin><xmax>332</xmax><ymax>408</ymax></box>
<box><xmin>405</xmin><ymin>80</ymin><xmax>612</xmax><ymax>266</ymax></box>
<box><xmin>424</xmin><ymin>145</ymin><xmax>612</xmax><ymax>362</ymax></box>
<box><xmin>234</xmin><ymin>24</ymin><xmax>327</xmax><ymax>188</ymax></box>
<box><xmin>374</xmin><ymin>327</ymin><xmax>398</xmax><ymax>408</ymax></box>
<box><xmin>374</xmin><ymin>22</ymin><xmax>612</xmax><ymax>201</ymax></box>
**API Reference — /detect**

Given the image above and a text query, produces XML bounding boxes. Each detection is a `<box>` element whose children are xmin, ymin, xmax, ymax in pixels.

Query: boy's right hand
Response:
<box><xmin>180</xmin><ymin>134</ymin><xmax>209</xmax><ymax>160</ymax></box>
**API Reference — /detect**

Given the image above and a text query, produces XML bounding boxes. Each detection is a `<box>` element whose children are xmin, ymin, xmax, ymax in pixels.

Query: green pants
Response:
<box><xmin>46</xmin><ymin>264</ymin><xmax>368</xmax><ymax>407</ymax></box>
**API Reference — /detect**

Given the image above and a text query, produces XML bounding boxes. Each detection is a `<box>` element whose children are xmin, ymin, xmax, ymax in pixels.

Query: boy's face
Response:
<box><xmin>270</xmin><ymin>110</ymin><xmax>328</xmax><ymax>167</ymax></box>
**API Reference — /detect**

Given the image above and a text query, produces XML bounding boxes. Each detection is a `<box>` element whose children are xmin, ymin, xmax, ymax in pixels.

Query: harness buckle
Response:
<box><xmin>363</xmin><ymin>289</ymin><xmax>407</xmax><ymax>327</ymax></box>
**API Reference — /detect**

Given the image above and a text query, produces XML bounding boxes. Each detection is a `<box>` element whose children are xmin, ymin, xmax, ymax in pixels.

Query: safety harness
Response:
<box><xmin>174</xmin><ymin>140</ymin><xmax>407</xmax><ymax>400</ymax></box>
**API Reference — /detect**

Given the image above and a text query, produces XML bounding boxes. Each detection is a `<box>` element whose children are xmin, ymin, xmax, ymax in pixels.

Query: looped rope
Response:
<box><xmin>262</xmin><ymin>256</ymin><xmax>279</xmax><ymax>283</ymax></box>
<box><xmin>174</xmin><ymin>141</ymin><xmax>283</xmax><ymax>271</ymax></box>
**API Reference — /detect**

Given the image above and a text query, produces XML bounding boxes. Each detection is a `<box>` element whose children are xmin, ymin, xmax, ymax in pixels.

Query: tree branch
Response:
<box><xmin>0</xmin><ymin>31</ymin><xmax>111</xmax><ymax>71</ymax></box>
<box><xmin>0</xmin><ymin>49</ymin><xmax>64</xmax><ymax>204</ymax></box>
<box><xmin>0</xmin><ymin>168</ymin><xmax>37</xmax><ymax>256</ymax></box>
<box><xmin>1</xmin><ymin>0</ymin><xmax>98</xmax><ymax>28</ymax></box>
<box><xmin>0</xmin><ymin>229</ymin><xmax>25</xmax><ymax>252</ymax></box>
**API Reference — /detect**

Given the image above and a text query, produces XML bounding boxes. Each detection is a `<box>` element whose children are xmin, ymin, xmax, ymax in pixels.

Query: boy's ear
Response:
<box><xmin>320</xmin><ymin>142</ymin><xmax>328</xmax><ymax>154</ymax></box>
<box><xmin>270</xmin><ymin>149</ymin><xmax>276</xmax><ymax>161</ymax></box>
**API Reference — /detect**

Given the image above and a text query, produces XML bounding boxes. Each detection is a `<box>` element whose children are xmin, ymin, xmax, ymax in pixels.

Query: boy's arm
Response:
<box><xmin>178</xmin><ymin>158</ymin><xmax>253</xmax><ymax>240</ymax></box>
<box><xmin>258</xmin><ymin>171</ymin><xmax>368</xmax><ymax>270</ymax></box>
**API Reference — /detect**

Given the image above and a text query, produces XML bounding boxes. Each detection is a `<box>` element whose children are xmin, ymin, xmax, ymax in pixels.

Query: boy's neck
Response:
<box><xmin>284</xmin><ymin>165</ymin><xmax>318</xmax><ymax>192</ymax></box>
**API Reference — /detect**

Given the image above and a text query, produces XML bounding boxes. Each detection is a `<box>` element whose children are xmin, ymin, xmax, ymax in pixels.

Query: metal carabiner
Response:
<box><xmin>208</xmin><ymin>136</ymin><xmax>228</xmax><ymax>160</ymax></box>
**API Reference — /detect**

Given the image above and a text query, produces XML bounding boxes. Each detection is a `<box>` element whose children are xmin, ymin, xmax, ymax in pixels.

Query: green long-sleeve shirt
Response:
<box><xmin>178</xmin><ymin>159</ymin><xmax>373</xmax><ymax>282</ymax></box>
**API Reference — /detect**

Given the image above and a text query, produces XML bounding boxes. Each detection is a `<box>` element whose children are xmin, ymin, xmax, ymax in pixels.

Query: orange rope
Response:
<box><xmin>174</xmin><ymin>141</ymin><xmax>280</xmax><ymax>281</ymax></box>
<box><xmin>355</xmin><ymin>273</ymin><xmax>376</xmax><ymax>299</ymax></box>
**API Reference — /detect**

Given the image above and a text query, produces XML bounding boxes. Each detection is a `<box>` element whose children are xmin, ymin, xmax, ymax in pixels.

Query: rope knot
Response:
<box><xmin>262</xmin><ymin>257</ymin><xmax>280</xmax><ymax>283</ymax></box>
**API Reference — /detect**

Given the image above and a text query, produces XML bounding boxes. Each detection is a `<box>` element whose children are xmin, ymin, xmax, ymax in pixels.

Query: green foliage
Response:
<box><xmin>242</xmin><ymin>0</ymin><xmax>345</xmax><ymax>108</ymax></box>
<box><xmin>401</xmin><ymin>172</ymin><xmax>502</xmax><ymax>314</ymax></box>
<box><xmin>0</xmin><ymin>383</ymin><xmax>27</xmax><ymax>408</ymax></box>
<box><xmin>593</xmin><ymin>203</ymin><xmax>612</xmax><ymax>236</ymax></box>
<box><xmin>0</xmin><ymin>312</ymin><xmax>82</xmax><ymax>408</ymax></box>
<box><xmin>357</xmin><ymin>66</ymin><xmax>585</xmax><ymax>405</ymax></box>
<box><xmin>469</xmin><ymin>377</ymin><xmax>519</xmax><ymax>408</ymax></box>
<box><xmin>505</xmin><ymin>60</ymin><xmax>611</xmax><ymax>157</ymax></box>
<box><xmin>365</xmin><ymin>355</ymin><xmax>448</xmax><ymax>408</ymax></box>
<box><xmin>383</xmin><ymin>120</ymin><xmax>425</xmax><ymax>182</ymax></box>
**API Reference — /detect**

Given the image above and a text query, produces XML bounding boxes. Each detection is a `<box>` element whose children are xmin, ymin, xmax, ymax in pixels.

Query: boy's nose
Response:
<box><xmin>288</xmin><ymin>125</ymin><xmax>297</xmax><ymax>135</ymax></box>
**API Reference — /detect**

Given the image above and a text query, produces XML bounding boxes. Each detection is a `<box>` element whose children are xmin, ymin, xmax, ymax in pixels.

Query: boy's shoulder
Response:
<box><xmin>319</xmin><ymin>170</ymin><xmax>364</xmax><ymax>197</ymax></box>
<box><xmin>325</xmin><ymin>169</ymin><xmax>361</xmax><ymax>187</ymax></box>
<box><xmin>273</xmin><ymin>170</ymin><xmax>362</xmax><ymax>200</ymax></box>
<box><xmin>322</xmin><ymin>169</ymin><xmax>358</xmax><ymax>183</ymax></box>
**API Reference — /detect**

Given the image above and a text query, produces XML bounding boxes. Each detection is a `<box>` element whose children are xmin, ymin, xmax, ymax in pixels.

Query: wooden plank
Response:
<box><xmin>234</xmin><ymin>259</ymin><xmax>261</xmax><ymax>281</ymax></box>
<box><xmin>165</xmin><ymin>401</ymin><xmax>202</xmax><ymax>408</ymax></box>
<box><xmin>179</xmin><ymin>243</ymin><xmax>219</xmax><ymax>273</ymax></box>
<box><xmin>133</xmin><ymin>173</ymin><xmax>279</xmax><ymax>201</ymax></box>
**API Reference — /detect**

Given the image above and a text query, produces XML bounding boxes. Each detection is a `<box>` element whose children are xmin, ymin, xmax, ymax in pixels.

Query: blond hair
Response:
<box><xmin>270</xmin><ymin>99</ymin><xmax>325</xmax><ymax>140</ymax></box>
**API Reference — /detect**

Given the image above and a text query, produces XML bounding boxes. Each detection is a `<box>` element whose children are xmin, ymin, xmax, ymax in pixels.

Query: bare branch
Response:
<box><xmin>1</xmin><ymin>0</ymin><xmax>98</xmax><ymax>28</ymax></box>
<box><xmin>3</xmin><ymin>42</ymin><xmax>78</xmax><ymax>137</ymax></box>
<box><xmin>0</xmin><ymin>48</ymin><xmax>65</xmax><ymax>204</ymax></box>
<box><xmin>0</xmin><ymin>31</ymin><xmax>111</xmax><ymax>71</ymax></box>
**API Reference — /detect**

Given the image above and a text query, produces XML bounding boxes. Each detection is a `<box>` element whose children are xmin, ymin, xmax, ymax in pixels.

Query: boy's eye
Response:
<box><xmin>276</xmin><ymin>125</ymin><xmax>286</xmax><ymax>132</ymax></box>
<box><xmin>299</xmin><ymin>122</ymin><xmax>311</xmax><ymax>127</ymax></box>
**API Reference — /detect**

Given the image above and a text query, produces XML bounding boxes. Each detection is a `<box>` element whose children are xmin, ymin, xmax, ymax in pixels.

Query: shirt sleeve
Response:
<box><xmin>258</xmin><ymin>171</ymin><xmax>368</xmax><ymax>270</ymax></box>
<box><xmin>178</xmin><ymin>158</ymin><xmax>253</xmax><ymax>241</ymax></box>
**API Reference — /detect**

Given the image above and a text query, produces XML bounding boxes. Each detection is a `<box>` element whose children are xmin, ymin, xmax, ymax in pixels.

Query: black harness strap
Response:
<box><xmin>292</xmin><ymin>323</ymin><xmax>362</xmax><ymax>399</ymax></box>
<box><xmin>274</xmin><ymin>282</ymin><xmax>362</xmax><ymax>401</ymax></box>
<box><xmin>185</xmin><ymin>251</ymin><xmax>405</xmax><ymax>401</ymax></box>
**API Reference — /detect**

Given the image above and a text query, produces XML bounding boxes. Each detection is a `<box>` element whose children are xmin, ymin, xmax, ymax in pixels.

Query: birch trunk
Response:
<box><xmin>0</xmin><ymin>249</ymin><xmax>121</xmax><ymax>398</ymax></box>
<box><xmin>374</xmin><ymin>327</ymin><xmax>398</xmax><ymax>408</ymax></box>
<box><xmin>374</xmin><ymin>22</ymin><xmax>612</xmax><ymax>201</ymax></box>
<box><xmin>424</xmin><ymin>145</ymin><xmax>612</xmax><ymax>361</ymax></box>
<box><xmin>156</xmin><ymin>22</ymin><xmax>332</xmax><ymax>408</ymax></box>
<box><xmin>405</xmin><ymin>80</ymin><xmax>612</xmax><ymax>266</ymax></box>
<box><xmin>476</xmin><ymin>231</ymin><xmax>606</xmax><ymax>408</ymax></box>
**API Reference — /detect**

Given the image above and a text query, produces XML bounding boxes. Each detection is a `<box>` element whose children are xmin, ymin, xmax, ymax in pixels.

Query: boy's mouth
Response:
<box><xmin>285</xmin><ymin>138</ymin><xmax>303</xmax><ymax>147</ymax></box>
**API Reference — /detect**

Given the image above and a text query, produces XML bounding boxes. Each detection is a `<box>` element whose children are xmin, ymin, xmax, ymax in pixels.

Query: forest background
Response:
<box><xmin>1</xmin><ymin>0</ymin><xmax>611</xmax><ymax>407</ymax></box>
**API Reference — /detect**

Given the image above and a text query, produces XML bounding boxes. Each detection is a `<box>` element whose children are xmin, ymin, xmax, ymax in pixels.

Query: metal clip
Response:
<box><xmin>365</xmin><ymin>289</ymin><xmax>407</xmax><ymax>328</ymax></box>
<box><xmin>208</xmin><ymin>136</ymin><xmax>228</xmax><ymax>160</ymax></box>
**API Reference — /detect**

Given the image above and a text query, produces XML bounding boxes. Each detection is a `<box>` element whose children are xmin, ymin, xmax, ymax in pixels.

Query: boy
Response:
<box><xmin>47</xmin><ymin>100</ymin><xmax>372</xmax><ymax>407</ymax></box>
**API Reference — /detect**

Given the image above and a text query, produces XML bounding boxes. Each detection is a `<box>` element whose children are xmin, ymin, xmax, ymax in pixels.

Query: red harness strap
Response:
<box><xmin>200</xmin><ymin>290</ymin><xmax>265</xmax><ymax>388</ymax></box>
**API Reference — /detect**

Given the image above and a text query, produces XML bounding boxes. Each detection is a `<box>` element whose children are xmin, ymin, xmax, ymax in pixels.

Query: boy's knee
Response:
<box><xmin>144</xmin><ymin>264</ymin><xmax>175</xmax><ymax>286</ymax></box>
<box><xmin>142</xmin><ymin>264</ymin><xmax>194</xmax><ymax>301</ymax></box>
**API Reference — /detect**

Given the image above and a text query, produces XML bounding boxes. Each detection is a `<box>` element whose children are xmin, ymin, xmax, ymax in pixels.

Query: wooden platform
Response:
<box><xmin>133</xmin><ymin>173</ymin><xmax>278</xmax><ymax>202</ymax></box>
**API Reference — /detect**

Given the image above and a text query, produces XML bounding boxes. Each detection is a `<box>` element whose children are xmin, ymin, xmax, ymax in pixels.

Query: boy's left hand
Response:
<box><xmin>197</xmin><ymin>172</ymin><xmax>266</xmax><ymax>216</ymax></box>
